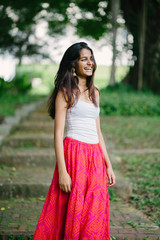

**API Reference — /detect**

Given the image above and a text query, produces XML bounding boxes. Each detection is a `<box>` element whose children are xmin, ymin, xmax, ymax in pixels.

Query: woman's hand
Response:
<box><xmin>59</xmin><ymin>170</ymin><xmax>72</xmax><ymax>193</ymax></box>
<box><xmin>105</xmin><ymin>164</ymin><xmax>116</xmax><ymax>187</ymax></box>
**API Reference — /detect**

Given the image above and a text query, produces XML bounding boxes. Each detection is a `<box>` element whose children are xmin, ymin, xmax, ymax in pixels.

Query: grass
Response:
<box><xmin>100</xmin><ymin>115</ymin><xmax>160</xmax><ymax>149</ymax></box>
<box><xmin>112</xmin><ymin>153</ymin><xmax>160</xmax><ymax>226</ymax></box>
<box><xmin>108</xmin><ymin>187</ymin><xmax>120</xmax><ymax>201</ymax></box>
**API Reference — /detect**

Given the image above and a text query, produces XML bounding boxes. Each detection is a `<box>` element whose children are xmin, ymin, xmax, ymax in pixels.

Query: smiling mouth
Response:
<box><xmin>84</xmin><ymin>67</ymin><xmax>92</xmax><ymax>70</ymax></box>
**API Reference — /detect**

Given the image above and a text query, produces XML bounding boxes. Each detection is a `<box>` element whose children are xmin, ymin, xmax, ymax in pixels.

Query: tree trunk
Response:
<box><xmin>17</xmin><ymin>44</ymin><xmax>23</xmax><ymax>66</ymax></box>
<box><xmin>109</xmin><ymin>0</ymin><xmax>120</xmax><ymax>86</ymax></box>
<box><xmin>18</xmin><ymin>56</ymin><xmax>22</xmax><ymax>66</ymax></box>
<box><xmin>121</xmin><ymin>0</ymin><xmax>160</xmax><ymax>93</ymax></box>
<box><xmin>137</xmin><ymin>0</ymin><xmax>146</xmax><ymax>90</ymax></box>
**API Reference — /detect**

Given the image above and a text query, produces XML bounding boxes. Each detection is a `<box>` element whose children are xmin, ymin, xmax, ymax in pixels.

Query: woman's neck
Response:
<box><xmin>78</xmin><ymin>77</ymin><xmax>87</xmax><ymax>92</ymax></box>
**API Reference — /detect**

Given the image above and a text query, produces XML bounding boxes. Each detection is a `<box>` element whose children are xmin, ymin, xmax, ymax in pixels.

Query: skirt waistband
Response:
<box><xmin>64</xmin><ymin>136</ymin><xmax>100</xmax><ymax>147</ymax></box>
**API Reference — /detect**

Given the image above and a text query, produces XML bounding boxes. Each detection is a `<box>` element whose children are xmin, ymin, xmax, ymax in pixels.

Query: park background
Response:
<box><xmin>0</xmin><ymin>0</ymin><xmax>160</xmax><ymax>239</ymax></box>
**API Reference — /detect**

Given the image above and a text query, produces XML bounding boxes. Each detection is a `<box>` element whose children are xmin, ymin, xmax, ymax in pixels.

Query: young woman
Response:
<box><xmin>33</xmin><ymin>42</ymin><xmax>115</xmax><ymax>240</ymax></box>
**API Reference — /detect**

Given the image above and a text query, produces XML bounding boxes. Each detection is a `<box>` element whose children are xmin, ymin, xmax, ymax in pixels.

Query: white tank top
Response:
<box><xmin>65</xmin><ymin>94</ymin><xmax>100</xmax><ymax>144</ymax></box>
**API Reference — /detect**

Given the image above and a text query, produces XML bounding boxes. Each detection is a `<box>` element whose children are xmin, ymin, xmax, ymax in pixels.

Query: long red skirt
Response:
<box><xmin>33</xmin><ymin>136</ymin><xmax>110</xmax><ymax>240</ymax></box>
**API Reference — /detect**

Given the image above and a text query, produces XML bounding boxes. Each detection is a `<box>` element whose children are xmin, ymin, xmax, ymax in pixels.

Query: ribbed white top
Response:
<box><xmin>65</xmin><ymin>95</ymin><xmax>100</xmax><ymax>144</ymax></box>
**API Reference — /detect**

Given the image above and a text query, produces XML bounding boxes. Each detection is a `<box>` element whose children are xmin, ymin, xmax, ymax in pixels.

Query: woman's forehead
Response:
<box><xmin>80</xmin><ymin>48</ymin><xmax>92</xmax><ymax>57</ymax></box>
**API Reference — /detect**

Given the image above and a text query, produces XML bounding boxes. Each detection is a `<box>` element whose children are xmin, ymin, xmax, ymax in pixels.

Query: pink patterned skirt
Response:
<box><xmin>33</xmin><ymin>136</ymin><xmax>110</xmax><ymax>240</ymax></box>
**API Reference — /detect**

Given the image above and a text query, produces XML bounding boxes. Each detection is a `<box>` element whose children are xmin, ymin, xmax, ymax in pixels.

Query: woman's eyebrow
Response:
<box><xmin>80</xmin><ymin>56</ymin><xmax>87</xmax><ymax>59</ymax></box>
<box><xmin>80</xmin><ymin>56</ymin><xmax>93</xmax><ymax>59</ymax></box>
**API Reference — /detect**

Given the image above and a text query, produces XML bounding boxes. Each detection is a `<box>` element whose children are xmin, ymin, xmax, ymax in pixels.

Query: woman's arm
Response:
<box><xmin>95</xmin><ymin>90</ymin><xmax>116</xmax><ymax>187</ymax></box>
<box><xmin>54</xmin><ymin>90</ymin><xmax>72</xmax><ymax>193</ymax></box>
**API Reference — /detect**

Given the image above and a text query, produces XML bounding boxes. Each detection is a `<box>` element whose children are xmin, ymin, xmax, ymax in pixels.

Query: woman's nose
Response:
<box><xmin>87</xmin><ymin>59</ymin><xmax>92</xmax><ymax>65</ymax></box>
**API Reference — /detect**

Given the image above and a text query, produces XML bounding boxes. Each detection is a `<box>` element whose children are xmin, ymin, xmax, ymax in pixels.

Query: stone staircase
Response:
<box><xmin>0</xmin><ymin>104</ymin><xmax>55</xmax><ymax>200</ymax></box>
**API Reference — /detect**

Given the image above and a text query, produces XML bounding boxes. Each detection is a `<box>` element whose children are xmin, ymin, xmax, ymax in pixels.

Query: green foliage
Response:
<box><xmin>8</xmin><ymin>236</ymin><xmax>33</xmax><ymax>240</ymax></box>
<box><xmin>111</xmin><ymin>237</ymin><xmax>117</xmax><ymax>240</ymax></box>
<box><xmin>16</xmin><ymin>63</ymin><xmax>57</xmax><ymax>87</ymax></box>
<box><xmin>0</xmin><ymin>1</ymin><xmax>41</xmax><ymax>61</ymax></box>
<box><xmin>0</xmin><ymin>1</ymin><xmax>69</xmax><ymax>61</ymax></box>
<box><xmin>12</xmin><ymin>71</ymin><xmax>32</xmax><ymax>93</ymax></box>
<box><xmin>17</xmin><ymin>237</ymin><xmax>26</xmax><ymax>240</ymax></box>
<box><xmin>12</xmin><ymin>64</ymin><xmax>45</xmax><ymax>93</ymax></box>
<box><xmin>108</xmin><ymin>188</ymin><xmax>119</xmax><ymax>201</ymax></box>
<box><xmin>8</xmin><ymin>236</ymin><xmax>15</xmax><ymax>240</ymax></box>
<box><xmin>76</xmin><ymin>19</ymin><xmax>108</xmax><ymax>40</ymax></box>
<box><xmin>127</xmin><ymin>220</ymin><xmax>137</xmax><ymax>228</ymax></box>
<box><xmin>0</xmin><ymin>77</ymin><xmax>5</xmax><ymax>93</ymax></box>
<box><xmin>0</xmin><ymin>77</ymin><xmax>12</xmax><ymax>94</ymax></box>
<box><xmin>100</xmin><ymin>83</ymin><xmax>160</xmax><ymax>116</ymax></box>
<box><xmin>28</xmin><ymin>237</ymin><xmax>33</xmax><ymax>240</ymax></box>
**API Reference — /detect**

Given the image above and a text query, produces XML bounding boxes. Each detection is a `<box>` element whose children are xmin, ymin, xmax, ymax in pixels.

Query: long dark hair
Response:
<box><xmin>47</xmin><ymin>42</ymin><xmax>99</xmax><ymax>119</ymax></box>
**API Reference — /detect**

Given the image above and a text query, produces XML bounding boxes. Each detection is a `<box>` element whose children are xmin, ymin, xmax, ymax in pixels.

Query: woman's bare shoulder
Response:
<box><xmin>95</xmin><ymin>88</ymin><xmax>100</xmax><ymax>96</ymax></box>
<box><xmin>95</xmin><ymin>88</ymin><xmax>100</xmax><ymax>103</ymax></box>
<box><xmin>56</xmin><ymin>90</ymin><xmax>67</xmax><ymax>107</ymax></box>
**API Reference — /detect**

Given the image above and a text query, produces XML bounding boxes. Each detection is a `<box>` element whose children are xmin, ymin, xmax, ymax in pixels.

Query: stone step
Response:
<box><xmin>2</xmin><ymin>133</ymin><xmax>54</xmax><ymax>148</ymax></box>
<box><xmin>0</xmin><ymin>166</ymin><xmax>132</xmax><ymax>200</ymax></box>
<box><xmin>0</xmin><ymin>199</ymin><xmax>159</xmax><ymax>239</ymax></box>
<box><xmin>35</xmin><ymin>102</ymin><xmax>49</xmax><ymax>111</ymax></box>
<box><xmin>113</xmin><ymin>170</ymin><xmax>132</xmax><ymax>200</ymax></box>
<box><xmin>34</xmin><ymin>106</ymin><xmax>48</xmax><ymax>113</ymax></box>
<box><xmin>0</xmin><ymin>148</ymin><xmax>55</xmax><ymax>167</ymax></box>
<box><xmin>0</xmin><ymin>182</ymin><xmax>51</xmax><ymax>199</ymax></box>
<box><xmin>27</xmin><ymin>112</ymin><xmax>52</xmax><ymax>121</ymax></box>
<box><xmin>13</xmin><ymin>121</ymin><xmax>54</xmax><ymax>133</ymax></box>
<box><xmin>0</xmin><ymin>166</ymin><xmax>54</xmax><ymax>199</ymax></box>
<box><xmin>35</xmin><ymin>108</ymin><xmax>48</xmax><ymax>113</ymax></box>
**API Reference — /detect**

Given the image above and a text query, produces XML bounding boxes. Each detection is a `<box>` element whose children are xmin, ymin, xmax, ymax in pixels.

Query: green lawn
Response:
<box><xmin>100</xmin><ymin>115</ymin><xmax>160</xmax><ymax>149</ymax></box>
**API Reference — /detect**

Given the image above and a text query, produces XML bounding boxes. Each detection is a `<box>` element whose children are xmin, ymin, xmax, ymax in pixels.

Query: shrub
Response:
<box><xmin>12</xmin><ymin>71</ymin><xmax>32</xmax><ymax>93</ymax></box>
<box><xmin>100</xmin><ymin>83</ymin><xmax>160</xmax><ymax>116</ymax></box>
<box><xmin>0</xmin><ymin>77</ymin><xmax>13</xmax><ymax>95</ymax></box>
<box><xmin>0</xmin><ymin>77</ymin><xmax>5</xmax><ymax>94</ymax></box>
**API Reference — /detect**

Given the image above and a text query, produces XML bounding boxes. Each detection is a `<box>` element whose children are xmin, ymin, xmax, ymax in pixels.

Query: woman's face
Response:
<box><xmin>75</xmin><ymin>48</ymin><xmax>95</xmax><ymax>78</ymax></box>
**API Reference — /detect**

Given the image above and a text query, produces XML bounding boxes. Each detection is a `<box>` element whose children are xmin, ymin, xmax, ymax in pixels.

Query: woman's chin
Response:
<box><xmin>85</xmin><ymin>72</ymin><xmax>93</xmax><ymax>77</ymax></box>
<box><xmin>77</xmin><ymin>72</ymin><xmax>93</xmax><ymax>78</ymax></box>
